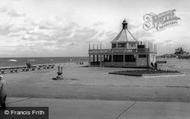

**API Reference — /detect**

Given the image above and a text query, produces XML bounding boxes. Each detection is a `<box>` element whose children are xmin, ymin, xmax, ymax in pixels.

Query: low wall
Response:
<box><xmin>103</xmin><ymin>62</ymin><xmax>137</xmax><ymax>67</ymax></box>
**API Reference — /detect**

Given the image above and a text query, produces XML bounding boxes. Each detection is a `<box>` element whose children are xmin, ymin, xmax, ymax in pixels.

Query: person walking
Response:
<box><xmin>0</xmin><ymin>75</ymin><xmax>7</xmax><ymax>109</ymax></box>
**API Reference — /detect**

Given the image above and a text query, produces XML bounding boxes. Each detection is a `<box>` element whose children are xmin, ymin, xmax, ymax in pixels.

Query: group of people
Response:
<box><xmin>52</xmin><ymin>65</ymin><xmax>64</xmax><ymax>80</ymax></box>
<box><xmin>151</xmin><ymin>62</ymin><xmax>158</xmax><ymax>70</ymax></box>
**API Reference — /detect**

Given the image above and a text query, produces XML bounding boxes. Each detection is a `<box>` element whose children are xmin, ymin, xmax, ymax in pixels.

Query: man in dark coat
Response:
<box><xmin>0</xmin><ymin>75</ymin><xmax>7</xmax><ymax>109</ymax></box>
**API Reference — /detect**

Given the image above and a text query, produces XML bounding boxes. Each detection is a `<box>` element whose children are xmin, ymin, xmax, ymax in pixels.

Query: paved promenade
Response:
<box><xmin>6</xmin><ymin>97</ymin><xmax>190</xmax><ymax>119</ymax></box>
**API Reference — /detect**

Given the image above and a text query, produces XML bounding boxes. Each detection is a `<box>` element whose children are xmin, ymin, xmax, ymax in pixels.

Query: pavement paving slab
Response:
<box><xmin>6</xmin><ymin>97</ymin><xmax>190</xmax><ymax>119</ymax></box>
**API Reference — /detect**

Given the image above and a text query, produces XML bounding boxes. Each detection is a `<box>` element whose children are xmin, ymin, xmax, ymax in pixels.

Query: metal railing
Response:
<box><xmin>89</xmin><ymin>48</ymin><xmax>150</xmax><ymax>54</ymax></box>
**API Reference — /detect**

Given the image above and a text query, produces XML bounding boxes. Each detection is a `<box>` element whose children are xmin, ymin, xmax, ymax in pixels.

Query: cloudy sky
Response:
<box><xmin>0</xmin><ymin>0</ymin><xmax>189</xmax><ymax>57</ymax></box>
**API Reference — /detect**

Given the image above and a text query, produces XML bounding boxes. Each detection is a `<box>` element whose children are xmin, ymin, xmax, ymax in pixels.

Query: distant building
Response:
<box><xmin>88</xmin><ymin>19</ymin><xmax>157</xmax><ymax>68</ymax></box>
<box><xmin>175</xmin><ymin>47</ymin><xmax>190</xmax><ymax>59</ymax></box>
<box><xmin>174</xmin><ymin>47</ymin><xmax>189</xmax><ymax>55</ymax></box>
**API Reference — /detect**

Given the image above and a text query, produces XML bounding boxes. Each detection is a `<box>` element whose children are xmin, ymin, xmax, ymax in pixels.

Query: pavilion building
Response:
<box><xmin>88</xmin><ymin>19</ymin><xmax>157</xmax><ymax>68</ymax></box>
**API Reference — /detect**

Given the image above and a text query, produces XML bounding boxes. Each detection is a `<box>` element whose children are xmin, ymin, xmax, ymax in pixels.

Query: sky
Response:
<box><xmin>0</xmin><ymin>0</ymin><xmax>189</xmax><ymax>57</ymax></box>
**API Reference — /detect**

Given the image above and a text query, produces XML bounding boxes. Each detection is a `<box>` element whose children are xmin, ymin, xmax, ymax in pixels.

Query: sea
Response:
<box><xmin>0</xmin><ymin>57</ymin><xmax>88</xmax><ymax>67</ymax></box>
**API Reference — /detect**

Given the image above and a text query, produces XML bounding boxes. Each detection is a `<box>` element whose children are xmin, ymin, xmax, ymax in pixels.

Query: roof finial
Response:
<box><xmin>122</xmin><ymin>18</ymin><xmax>128</xmax><ymax>30</ymax></box>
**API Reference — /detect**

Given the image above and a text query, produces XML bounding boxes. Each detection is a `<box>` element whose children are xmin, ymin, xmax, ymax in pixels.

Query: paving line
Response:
<box><xmin>7</xmin><ymin>97</ymin><xmax>31</xmax><ymax>104</ymax></box>
<box><xmin>143</xmin><ymin>73</ymin><xmax>185</xmax><ymax>78</ymax></box>
<box><xmin>114</xmin><ymin>101</ymin><xmax>136</xmax><ymax>119</ymax></box>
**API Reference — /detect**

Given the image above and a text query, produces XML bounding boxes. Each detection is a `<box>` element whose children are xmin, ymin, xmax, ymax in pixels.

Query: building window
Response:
<box><xmin>137</xmin><ymin>45</ymin><xmax>145</xmax><ymax>49</ymax></box>
<box><xmin>118</xmin><ymin>43</ymin><xmax>126</xmax><ymax>48</ymax></box>
<box><xmin>112</xmin><ymin>43</ymin><xmax>116</xmax><ymax>48</ymax></box>
<box><xmin>139</xmin><ymin>54</ymin><xmax>147</xmax><ymax>58</ymax></box>
<box><xmin>113</xmin><ymin>55</ymin><xmax>123</xmax><ymax>62</ymax></box>
<box><xmin>130</xmin><ymin>43</ymin><xmax>136</xmax><ymax>47</ymax></box>
<box><xmin>125</xmin><ymin>55</ymin><xmax>136</xmax><ymax>62</ymax></box>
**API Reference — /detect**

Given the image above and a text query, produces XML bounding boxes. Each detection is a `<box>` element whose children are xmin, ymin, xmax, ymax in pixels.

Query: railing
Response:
<box><xmin>89</xmin><ymin>49</ymin><xmax>111</xmax><ymax>54</ymax></box>
<box><xmin>89</xmin><ymin>48</ymin><xmax>151</xmax><ymax>54</ymax></box>
<box><xmin>0</xmin><ymin>64</ymin><xmax>55</xmax><ymax>74</ymax></box>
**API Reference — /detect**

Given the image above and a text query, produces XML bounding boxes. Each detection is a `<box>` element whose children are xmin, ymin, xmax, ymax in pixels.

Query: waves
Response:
<box><xmin>8</xmin><ymin>59</ymin><xmax>17</xmax><ymax>62</ymax></box>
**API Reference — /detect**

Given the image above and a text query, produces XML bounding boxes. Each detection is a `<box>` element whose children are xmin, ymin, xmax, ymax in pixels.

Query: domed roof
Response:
<box><xmin>112</xmin><ymin>19</ymin><xmax>137</xmax><ymax>43</ymax></box>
